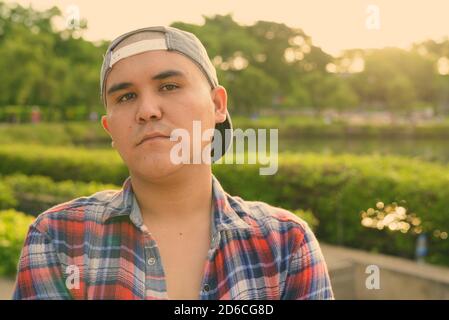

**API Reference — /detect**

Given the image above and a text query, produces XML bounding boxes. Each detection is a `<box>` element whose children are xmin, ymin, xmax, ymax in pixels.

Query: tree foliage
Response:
<box><xmin>1</xmin><ymin>2</ymin><xmax>449</xmax><ymax>119</ymax></box>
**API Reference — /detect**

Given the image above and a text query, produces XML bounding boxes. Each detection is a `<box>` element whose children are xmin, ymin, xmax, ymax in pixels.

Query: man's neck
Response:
<box><xmin>130</xmin><ymin>165</ymin><xmax>213</xmax><ymax>226</ymax></box>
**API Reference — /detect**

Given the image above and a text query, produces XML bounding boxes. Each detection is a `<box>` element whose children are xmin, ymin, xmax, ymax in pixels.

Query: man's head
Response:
<box><xmin>100</xmin><ymin>26</ymin><xmax>232</xmax><ymax>180</ymax></box>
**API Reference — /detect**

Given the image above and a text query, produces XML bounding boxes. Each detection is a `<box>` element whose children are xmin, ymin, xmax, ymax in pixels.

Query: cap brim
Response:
<box><xmin>211</xmin><ymin>110</ymin><xmax>232</xmax><ymax>163</ymax></box>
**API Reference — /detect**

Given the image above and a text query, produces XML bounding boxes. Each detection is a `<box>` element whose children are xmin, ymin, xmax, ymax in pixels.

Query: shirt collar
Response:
<box><xmin>102</xmin><ymin>174</ymin><xmax>252</xmax><ymax>233</ymax></box>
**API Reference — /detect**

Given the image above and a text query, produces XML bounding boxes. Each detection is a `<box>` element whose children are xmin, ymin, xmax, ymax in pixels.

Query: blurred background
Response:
<box><xmin>1</xmin><ymin>0</ymin><xmax>449</xmax><ymax>299</ymax></box>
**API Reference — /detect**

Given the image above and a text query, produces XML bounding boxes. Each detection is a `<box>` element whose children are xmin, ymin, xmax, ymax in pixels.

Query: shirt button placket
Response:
<box><xmin>147</xmin><ymin>257</ymin><xmax>156</xmax><ymax>266</ymax></box>
<box><xmin>143</xmin><ymin>232</ymin><xmax>167</xmax><ymax>299</ymax></box>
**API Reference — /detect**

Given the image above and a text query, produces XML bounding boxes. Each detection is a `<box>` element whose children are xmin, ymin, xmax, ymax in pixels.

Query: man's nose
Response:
<box><xmin>135</xmin><ymin>92</ymin><xmax>163</xmax><ymax>123</ymax></box>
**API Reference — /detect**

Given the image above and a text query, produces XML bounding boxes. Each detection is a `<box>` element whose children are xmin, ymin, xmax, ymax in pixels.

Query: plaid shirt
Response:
<box><xmin>13</xmin><ymin>174</ymin><xmax>333</xmax><ymax>300</ymax></box>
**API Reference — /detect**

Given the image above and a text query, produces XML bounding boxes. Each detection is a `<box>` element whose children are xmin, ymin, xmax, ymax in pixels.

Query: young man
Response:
<box><xmin>13</xmin><ymin>26</ymin><xmax>333</xmax><ymax>300</ymax></box>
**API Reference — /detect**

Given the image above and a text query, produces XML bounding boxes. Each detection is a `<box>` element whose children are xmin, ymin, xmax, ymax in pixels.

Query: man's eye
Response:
<box><xmin>117</xmin><ymin>92</ymin><xmax>136</xmax><ymax>103</ymax></box>
<box><xmin>161</xmin><ymin>84</ymin><xmax>179</xmax><ymax>91</ymax></box>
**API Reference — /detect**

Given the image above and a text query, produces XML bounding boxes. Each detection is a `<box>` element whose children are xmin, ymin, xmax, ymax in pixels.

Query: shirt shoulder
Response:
<box><xmin>30</xmin><ymin>189</ymin><xmax>120</xmax><ymax>236</ymax></box>
<box><xmin>227</xmin><ymin>194</ymin><xmax>314</xmax><ymax>250</ymax></box>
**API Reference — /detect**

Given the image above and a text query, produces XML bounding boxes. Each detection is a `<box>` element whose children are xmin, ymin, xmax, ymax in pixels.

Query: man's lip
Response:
<box><xmin>137</xmin><ymin>135</ymin><xmax>169</xmax><ymax>146</ymax></box>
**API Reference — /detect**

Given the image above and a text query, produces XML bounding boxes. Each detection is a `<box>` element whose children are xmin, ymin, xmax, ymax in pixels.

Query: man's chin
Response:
<box><xmin>132</xmin><ymin>158</ymin><xmax>184</xmax><ymax>180</ymax></box>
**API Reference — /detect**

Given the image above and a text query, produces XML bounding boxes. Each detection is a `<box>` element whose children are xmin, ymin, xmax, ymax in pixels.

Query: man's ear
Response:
<box><xmin>101</xmin><ymin>115</ymin><xmax>112</xmax><ymax>137</ymax></box>
<box><xmin>211</xmin><ymin>85</ymin><xmax>228</xmax><ymax>124</ymax></box>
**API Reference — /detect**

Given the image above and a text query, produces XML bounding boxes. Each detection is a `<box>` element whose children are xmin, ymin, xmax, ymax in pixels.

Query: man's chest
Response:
<box><xmin>150</xmin><ymin>229</ymin><xmax>212</xmax><ymax>300</ymax></box>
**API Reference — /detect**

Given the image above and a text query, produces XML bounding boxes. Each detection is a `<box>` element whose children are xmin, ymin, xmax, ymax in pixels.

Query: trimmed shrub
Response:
<box><xmin>1</xmin><ymin>173</ymin><xmax>118</xmax><ymax>216</ymax></box>
<box><xmin>0</xmin><ymin>121</ymin><xmax>109</xmax><ymax>146</ymax></box>
<box><xmin>293</xmin><ymin>209</ymin><xmax>319</xmax><ymax>231</ymax></box>
<box><xmin>213</xmin><ymin>153</ymin><xmax>449</xmax><ymax>266</ymax></box>
<box><xmin>1</xmin><ymin>144</ymin><xmax>449</xmax><ymax>266</ymax></box>
<box><xmin>0</xmin><ymin>209</ymin><xmax>35</xmax><ymax>277</ymax></box>
<box><xmin>0</xmin><ymin>179</ymin><xmax>17</xmax><ymax>210</ymax></box>
<box><xmin>0</xmin><ymin>144</ymin><xmax>128</xmax><ymax>185</ymax></box>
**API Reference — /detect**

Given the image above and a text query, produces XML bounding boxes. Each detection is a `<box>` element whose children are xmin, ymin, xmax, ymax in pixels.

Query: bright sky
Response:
<box><xmin>11</xmin><ymin>0</ymin><xmax>449</xmax><ymax>56</ymax></box>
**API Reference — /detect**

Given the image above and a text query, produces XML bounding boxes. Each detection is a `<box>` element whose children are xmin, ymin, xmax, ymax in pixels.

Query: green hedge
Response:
<box><xmin>0</xmin><ymin>173</ymin><xmax>117</xmax><ymax>216</ymax></box>
<box><xmin>0</xmin><ymin>209</ymin><xmax>35</xmax><ymax>277</ymax></box>
<box><xmin>1</xmin><ymin>144</ymin><xmax>449</xmax><ymax>267</ymax></box>
<box><xmin>0</xmin><ymin>144</ymin><xmax>128</xmax><ymax>185</ymax></box>
<box><xmin>214</xmin><ymin>153</ymin><xmax>449</xmax><ymax>266</ymax></box>
<box><xmin>0</xmin><ymin>179</ymin><xmax>17</xmax><ymax>210</ymax></box>
<box><xmin>0</xmin><ymin>122</ymin><xmax>110</xmax><ymax>146</ymax></box>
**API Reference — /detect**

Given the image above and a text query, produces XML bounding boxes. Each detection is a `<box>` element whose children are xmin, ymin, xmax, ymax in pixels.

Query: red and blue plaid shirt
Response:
<box><xmin>13</xmin><ymin>174</ymin><xmax>333</xmax><ymax>300</ymax></box>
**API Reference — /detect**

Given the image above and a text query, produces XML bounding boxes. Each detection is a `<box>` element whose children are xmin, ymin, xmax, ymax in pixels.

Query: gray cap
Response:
<box><xmin>100</xmin><ymin>26</ymin><xmax>232</xmax><ymax>162</ymax></box>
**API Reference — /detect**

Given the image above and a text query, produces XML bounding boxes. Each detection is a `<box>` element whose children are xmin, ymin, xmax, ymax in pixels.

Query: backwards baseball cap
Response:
<box><xmin>100</xmin><ymin>26</ymin><xmax>232</xmax><ymax>162</ymax></box>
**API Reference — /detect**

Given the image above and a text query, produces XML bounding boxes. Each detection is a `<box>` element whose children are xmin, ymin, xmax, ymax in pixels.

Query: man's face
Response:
<box><xmin>101</xmin><ymin>50</ymin><xmax>227</xmax><ymax>180</ymax></box>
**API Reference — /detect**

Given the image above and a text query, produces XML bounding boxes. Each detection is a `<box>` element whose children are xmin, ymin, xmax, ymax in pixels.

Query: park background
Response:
<box><xmin>1</xmin><ymin>0</ymin><xmax>449</xmax><ymax>299</ymax></box>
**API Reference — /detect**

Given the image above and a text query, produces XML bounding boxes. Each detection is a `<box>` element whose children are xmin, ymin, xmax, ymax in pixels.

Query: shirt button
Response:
<box><xmin>203</xmin><ymin>284</ymin><xmax>210</xmax><ymax>292</ymax></box>
<box><xmin>147</xmin><ymin>257</ymin><xmax>156</xmax><ymax>265</ymax></box>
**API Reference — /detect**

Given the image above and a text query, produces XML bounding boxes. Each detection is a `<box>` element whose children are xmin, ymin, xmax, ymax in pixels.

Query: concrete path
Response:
<box><xmin>0</xmin><ymin>277</ymin><xmax>15</xmax><ymax>300</ymax></box>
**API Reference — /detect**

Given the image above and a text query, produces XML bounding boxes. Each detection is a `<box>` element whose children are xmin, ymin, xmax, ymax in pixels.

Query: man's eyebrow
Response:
<box><xmin>107</xmin><ymin>82</ymin><xmax>133</xmax><ymax>96</ymax></box>
<box><xmin>106</xmin><ymin>70</ymin><xmax>185</xmax><ymax>96</ymax></box>
<box><xmin>152</xmin><ymin>70</ymin><xmax>185</xmax><ymax>81</ymax></box>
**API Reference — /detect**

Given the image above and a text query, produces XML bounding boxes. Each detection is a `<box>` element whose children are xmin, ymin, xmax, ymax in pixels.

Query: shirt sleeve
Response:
<box><xmin>281</xmin><ymin>223</ymin><xmax>334</xmax><ymax>300</ymax></box>
<box><xmin>12</xmin><ymin>223</ymin><xmax>73</xmax><ymax>300</ymax></box>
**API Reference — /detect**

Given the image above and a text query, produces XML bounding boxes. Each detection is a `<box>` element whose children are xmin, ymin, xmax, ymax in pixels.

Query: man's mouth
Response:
<box><xmin>137</xmin><ymin>132</ymin><xmax>170</xmax><ymax>146</ymax></box>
